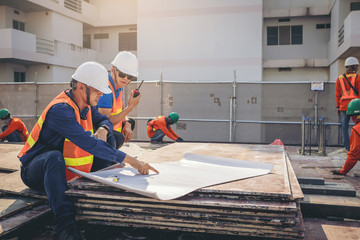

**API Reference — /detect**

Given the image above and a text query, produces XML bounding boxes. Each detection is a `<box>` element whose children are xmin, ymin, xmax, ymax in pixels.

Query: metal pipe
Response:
<box><xmin>314</xmin><ymin>91</ymin><xmax>319</xmax><ymax>144</ymax></box>
<box><xmin>301</xmin><ymin>115</ymin><xmax>305</xmax><ymax>155</ymax></box>
<box><xmin>229</xmin><ymin>95</ymin><xmax>233</xmax><ymax>142</ymax></box>
<box><xmin>159</xmin><ymin>71</ymin><xmax>163</xmax><ymax>116</ymax></box>
<box><xmin>131</xmin><ymin>80</ymin><xmax>327</xmax><ymax>84</ymax></box>
<box><xmin>34</xmin><ymin>82</ymin><xmax>38</xmax><ymax>120</ymax></box>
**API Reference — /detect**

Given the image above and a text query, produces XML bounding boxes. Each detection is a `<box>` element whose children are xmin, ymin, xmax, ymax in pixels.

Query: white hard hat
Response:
<box><xmin>111</xmin><ymin>51</ymin><xmax>138</xmax><ymax>77</ymax></box>
<box><xmin>72</xmin><ymin>61</ymin><xmax>111</xmax><ymax>94</ymax></box>
<box><xmin>345</xmin><ymin>57</ymin><xmax>359</xmax><ymax>66</ymax></box>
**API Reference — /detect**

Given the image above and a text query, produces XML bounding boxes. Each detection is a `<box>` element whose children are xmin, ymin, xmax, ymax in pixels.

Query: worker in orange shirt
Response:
<box><xmin>0</xmin><ymin>109</ymin><xmax>29</xmax><ymax>142</ymax></box>
<box><xmin>332</xmin><ymin>98</ymin><xmax>360</xmax><ymax>176</ymax></box>
<box><xmin>147</xmin><ymin>112</ymin><xmax>183</xmax><ymax>143</ymax></box>
<box><xmin>335</xmin><ymin>56</ymin><xmax>360</xmax><ymax>151</ymax></box>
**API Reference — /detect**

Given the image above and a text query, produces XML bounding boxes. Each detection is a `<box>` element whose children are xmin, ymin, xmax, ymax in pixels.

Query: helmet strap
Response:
<box><xmin>86</xmin><ymin>86</ymin><xmax>91</xmax><ymax>105</ymax></box>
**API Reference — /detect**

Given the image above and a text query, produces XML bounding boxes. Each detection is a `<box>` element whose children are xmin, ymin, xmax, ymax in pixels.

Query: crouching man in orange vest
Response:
<box><xmin>18</xmin><ymin>62</ymin><xmax>159</xmax><ymax>240</ymax></box>
<box><xmin>332</xmin><ymin>98</ymin><xmax>360</xmax><ymax>176</ymax></box>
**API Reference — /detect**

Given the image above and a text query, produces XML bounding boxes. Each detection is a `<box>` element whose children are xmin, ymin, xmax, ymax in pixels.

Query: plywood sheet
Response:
<box><xmin>136</xmin><ymin>143</ymin><xmax>292</xmax><ymax>197</ymax></box>
<box><xmin>69</xmin><ymin>152</ymin><xmax>273</xmax><ymax>200</ymax></box>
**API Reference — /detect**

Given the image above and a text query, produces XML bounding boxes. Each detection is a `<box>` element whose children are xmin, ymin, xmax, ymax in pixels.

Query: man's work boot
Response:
<box><xmin>354</xmin><ymin>172</ymin><xmax>360</xmax><ymax>178</ymax></box>
<box><xmin>59</xmin><ymin>224</ymin><xmax>86</xmax><ymax>240</ymax></box>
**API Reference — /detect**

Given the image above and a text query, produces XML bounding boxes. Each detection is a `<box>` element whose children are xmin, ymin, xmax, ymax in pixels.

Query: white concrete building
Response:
<box><xmin>1</xmin><ymin>0</ymin><xmax>360</xmax><ymax>144</ymax></box>
<box><xmin>1</xmin><ymin>0</ymin><xmax>359</xmax><ymax>84</ymax></box>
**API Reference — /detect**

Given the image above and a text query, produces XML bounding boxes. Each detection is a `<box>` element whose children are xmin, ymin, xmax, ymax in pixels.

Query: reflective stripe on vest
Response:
<box><xmin>18</xmin><ymin>91</ymin><xmax>94</xmax><ymax>181</ymax></box>
<box><xmin>108</xmin><ymin>80</ymin><xmax>123</xmax><ymax>132</ymax></box>
<box><xmin>339</xmin><ymin>74</ymin><xmax>358</xmax><ymax>100</ymax></box>
<box><xmin>148</xmin><ymin>116</ymin><xmax>164</xmax><ymax>132</ymax></box>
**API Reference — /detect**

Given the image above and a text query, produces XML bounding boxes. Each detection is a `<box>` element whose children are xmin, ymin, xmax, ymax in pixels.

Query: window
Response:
<box><xmin>291</xmin><ymin>26</ymin><xmax>303</xmax><ymax>45</ymax></box>
<box><xmin>351</xmin><ymin>2</ymin><xmax>360</xmax><ymax>11</ymax></box>
<box><xmin>267</xmin><ymin>25</ymin><xmax>302</xmax><ymax>46</ymax></box>
<box><xmin>267</xmin><ymin>27</ymin><xmax>278</xmax><ymax>46</ymax></box>
<box><xmin>118</xmin><ymin>32</ymin><xmax>137</xmax><ymax>51</ymax></box>
<box><xmin>13</xmin><ymin>20</ymin><xmax>25</xmax><ymax>31</ymax></box>
<box><xmin>316</xmin><ymin>23</ymin><xmax>331</xmax><ymax>29</ymax></box>
<box><xmin>94</xmin><ymin>33</ymin><xmax>109</xmax><ymax>39</ymax></box>
<box><xmin>14</xmin><ymin>72</ymin><xmax>25</xmax><ymax>82</ymax></box>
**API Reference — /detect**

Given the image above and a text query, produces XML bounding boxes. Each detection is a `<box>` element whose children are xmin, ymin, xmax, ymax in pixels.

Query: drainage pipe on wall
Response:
<box><xmin>159</xmin><ymin>71</ymin><xmax>164</xmax><ymax>116</ymax></box>
<box><xmin>229</xmin><ymin>70</ymin><xmax>237</xmax><ymax>142</ymax></box>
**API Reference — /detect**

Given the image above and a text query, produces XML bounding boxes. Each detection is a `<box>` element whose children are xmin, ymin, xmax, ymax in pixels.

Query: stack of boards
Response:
<box><xmin>67</xmin><ymin>143</ymin><xmax>305</xmax><ymax>239</ymax></box>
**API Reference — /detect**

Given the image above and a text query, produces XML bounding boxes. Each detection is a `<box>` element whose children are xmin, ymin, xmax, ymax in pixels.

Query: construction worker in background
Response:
<box><xmin>335</xmin><ymin>56</ymin><xmax>360</xmax><ymax>151</ymax></box>
<box><xmin>18</xmin><ymin>61</ymin><xmax>158</xmax><ymax>240</ymax></box>
<box><xmin>147</xmin><ymin>112</ymin><xmax>183</xmax><ymax>143</ymax></box>
<box><xmin>97</xmin><ymin>51</ymin><xmax>140</xmax><ymax>150</ymax></box>
<box><xmin>332</xmin><ymin>98</ymin><xmax>360</xmax><ymax>176</ymax></box>
<box><xmin>0</xmin><ymin>109</ymin><xmax>28</xmax><ymax>142</ymax></box>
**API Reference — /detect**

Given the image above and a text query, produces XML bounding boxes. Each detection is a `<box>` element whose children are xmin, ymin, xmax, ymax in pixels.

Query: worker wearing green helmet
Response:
<box><xmin>332</xmin><ymin>98</ymin><xmax>360</xmax><ymax>176</ymax></box>
<box><xmin>0</xmin><ymin>108</ymin><xmax>29</xmax><ymax>142</ymax></box>
<box><xmin>147</xmin><ymin>112</ymin><xmax>183</xmax><ymax>143</ymax></box>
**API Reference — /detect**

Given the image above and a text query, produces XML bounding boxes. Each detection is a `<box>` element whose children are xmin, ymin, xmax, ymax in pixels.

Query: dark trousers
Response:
<box><xmin>1</xmin><ymin>125</ymin><xmax>22</xmax><ymax>142</ymax></box>
<box><xmin>20</xmin><ymin>150</ymin><xmax>75</xmax><ymax>233</ymax></box>
<box><xmin>151</xmin><ymin>130</ymin><xmax>165</xmax><ymax>142</ymax></box>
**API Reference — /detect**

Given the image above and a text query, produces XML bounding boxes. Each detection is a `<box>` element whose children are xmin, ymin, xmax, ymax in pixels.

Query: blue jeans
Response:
<box><xmin>340</xmin><ymin>111</ymin><xmax>350</xmax><ymax>150</ymax></box>
<box><xmin>1</xmin><ymin>125</ymin><xmax>22</xmax><ymax>142</ymax></box>
<box><xmin>151</xmin><ymin>130</ymin><xmax>165</xmax><ymax>142</ymax></box>
<box><xmin>20</xmin><ymin>150</ymin><xmax>75</xmax><ymax>233</ymax></box>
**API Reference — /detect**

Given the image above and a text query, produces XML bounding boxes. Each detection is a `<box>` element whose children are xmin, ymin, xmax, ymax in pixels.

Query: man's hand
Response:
<box><xmin>176</xmin><ymin>137</ymin><xmax>183</xmax><ymax>142</ymax></box>
<box><xmin>123</xmin><ymin>155</ymin><xmax>159</xmax><ymax>175</ymax></box>
<box><xmin>127</xmin><ymin>90</ymin><xmax>141</xmax><ymax>110</ymax></box>
<box><xmin>94</xmin><ymin>127</ymin><xmax>108</xmax><ymax>141</ymax></box>
<box><xmin>122</xmin><ymin>121</ymin><xmax>133</xmax><ymax>142</ymax></box>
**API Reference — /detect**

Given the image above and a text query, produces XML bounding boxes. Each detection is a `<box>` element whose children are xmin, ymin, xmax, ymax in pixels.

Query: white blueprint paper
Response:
<box><xmin>68</xmin><ymin>153</ymin><xmax>273</xmax><ymax>200</ymax></box>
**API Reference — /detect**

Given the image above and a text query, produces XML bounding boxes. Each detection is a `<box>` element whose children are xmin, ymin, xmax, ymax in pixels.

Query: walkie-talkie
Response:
<box><xmin>133</xmin><ymin>80</ymin><xmax>144</xmax><ymax>97</ymax></box>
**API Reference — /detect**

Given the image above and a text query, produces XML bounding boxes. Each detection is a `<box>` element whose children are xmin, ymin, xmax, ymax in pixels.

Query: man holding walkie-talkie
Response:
<box><xmin>96</xmin><ymin>52</ymin><xmax>140</xmax><ymax>159</ymax></box>
<box><xmin>335</xmin><ymin>56</ymin><xmax>360</xmax><ymax>151</ymax></box>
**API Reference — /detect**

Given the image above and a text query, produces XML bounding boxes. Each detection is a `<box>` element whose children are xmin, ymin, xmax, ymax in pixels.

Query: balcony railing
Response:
<box><xmin>36</xmin><ymin>37</ymin><xmax>55</xmax><ymax>55</ymax></box>
<box><xmin>338</xmin><ymin>24</ymin><xmax>344</xmax><ymax>47</ymax></box>
<box><xmin>64</xmin><ymin>0</ymin><xmax>82</xmax><ymax>13</ymax></box>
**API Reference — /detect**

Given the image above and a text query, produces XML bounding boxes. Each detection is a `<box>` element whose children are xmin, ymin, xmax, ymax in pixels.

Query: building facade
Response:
<box><xmin>1</xmin><ymin>0</ymin><xmax>360</xmax><ymax>144</ymax></box>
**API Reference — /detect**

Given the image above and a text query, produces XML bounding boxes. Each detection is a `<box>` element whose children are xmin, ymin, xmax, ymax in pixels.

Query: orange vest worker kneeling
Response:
<box><xmin>147</xmin><ymin>112</ymin><xmax>183</xmax><ymax>143</ymax></box>
<box><xmin>332</xmin><ymin>98</ymin><xmax>360</xmax><ymax>176</ymax></box>
<box><xmin>0</xmin><ymin>109</ymin><xmax>28</xmax><ymax>142</ymax></box>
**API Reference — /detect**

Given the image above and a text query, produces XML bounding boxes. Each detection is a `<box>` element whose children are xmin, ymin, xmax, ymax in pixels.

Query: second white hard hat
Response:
<box><xmin>111</xmin><ymin>51</ymin><xmax>139</xmax><ymax>77</ymax></box>
<box><xmin>72</xmin><ymin>61</ymin><xmax>111</xmax><ymax>94</ymax></box>
<box><xmin>345</xmin><ymin>57</ymin><xmax>359</xmax><ymax>66</ymax></box>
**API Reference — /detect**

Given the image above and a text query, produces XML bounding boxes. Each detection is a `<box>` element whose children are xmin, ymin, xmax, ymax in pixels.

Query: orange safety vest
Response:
<box><xmin>147</xmin><ymin>116</ymin><xmax>164</xmax><ymax>132</ymax></box>
<box><xmin>18</xmin><ymin>91</ymin><xmax>94</xmax><ymax>181</ymax></box>
<box><xmin>339</xmin><ymin>74</ymin><xmax>358</xmax><ymax>100</ymax></box>
<box><xmin>13</xmin><ymin>117</ymin><xmax>29</xmax><ymax>142</ymax></box>
<box><xmin>108</xmin><ymin>80</ymin><xmax>124</xmax><ymax>132</ymax></box>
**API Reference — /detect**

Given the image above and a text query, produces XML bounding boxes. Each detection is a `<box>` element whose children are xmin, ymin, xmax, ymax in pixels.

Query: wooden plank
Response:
<box><xmin>285</xmin><ymin>153</ymin><xmax>304</xmax><ymax>201</ymax></box>
<box><xmin>78</xmin><ymin>217</ymin><xmax>304</xmax><ymax>239</ymax></box>
<box><xmin>0</xmin><ymin>204</ymin><xmax>50</xmax><ymax>237</ymax></box>
<box><xmin>77</xmin><ymin>210</ymin><xmax>302</xmax><ymax>233</ymax></box>
<box><xmin>0</xmin><ymin>195</ymin><xmax>44</xmax><ymax>219</ymax></box>
<box><xmin>134</xmin><ymin>143</ymin><xmax>292</xmax><ymax>197</ymax></box>
<box><xmin>75</xmin><ymin>202</ymin><xmax>299</xmax><ymax>224</ymax></box>
<box><xmin>300</xmin><ymin>182</ymin><xmax>356</xmax><ymax>197</ymax></box>
<box><xmin>66</xmin><ymin>189</ymin><xmax>298</xmax><ymax>212</ymax></box>
<box><xmin>297</xmin><ymin>177</ymin><xmax>325</xmax><ymax>185</ymax></box>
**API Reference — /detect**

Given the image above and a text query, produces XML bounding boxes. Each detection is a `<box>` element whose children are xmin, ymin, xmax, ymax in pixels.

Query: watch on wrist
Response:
<box><xmin>101</xmin><ymin>125</ymin><xmax>110</xmax><ymax>133</ymax></box>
